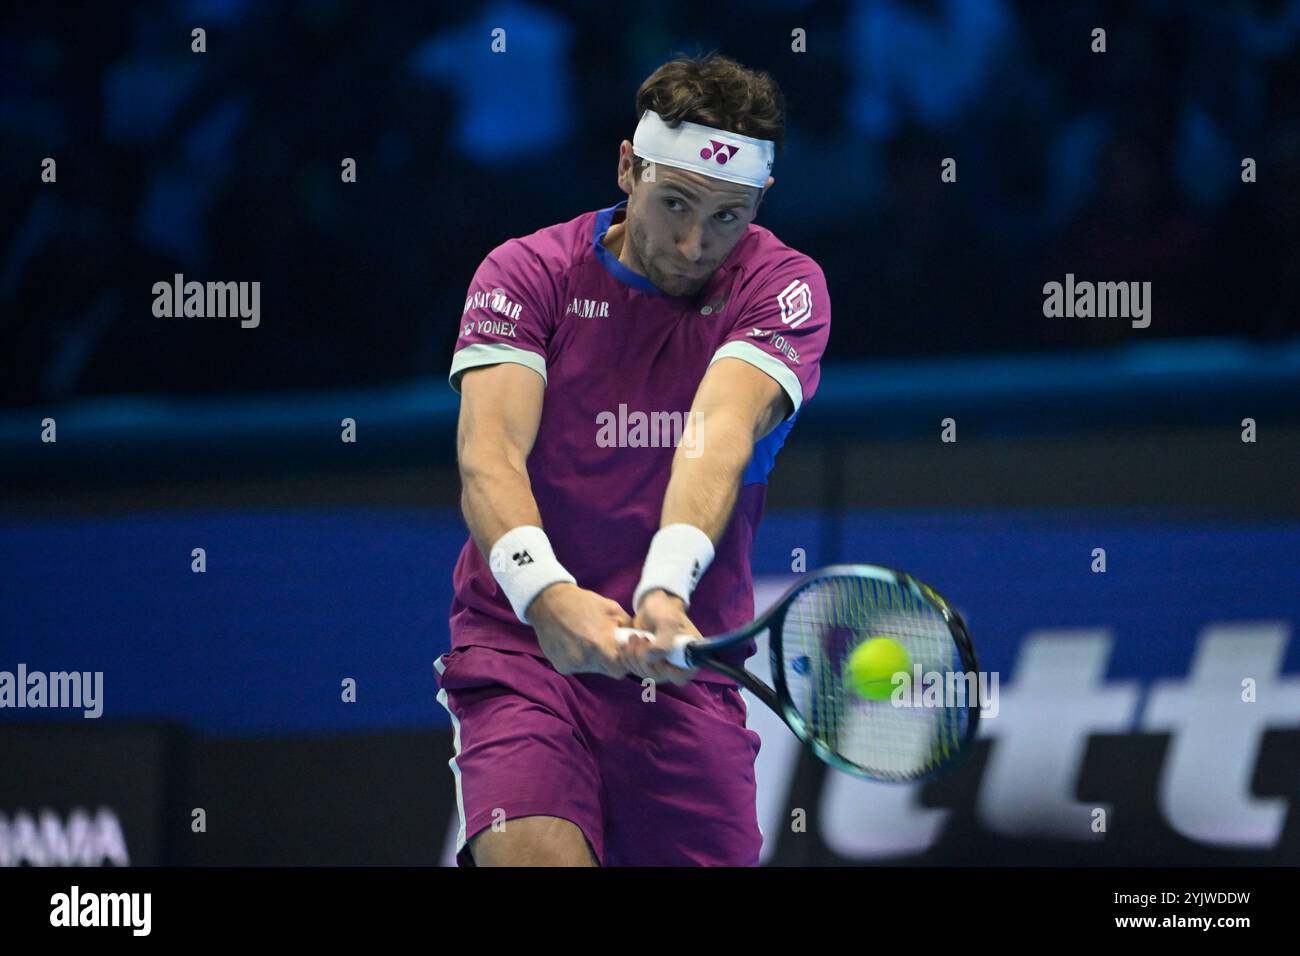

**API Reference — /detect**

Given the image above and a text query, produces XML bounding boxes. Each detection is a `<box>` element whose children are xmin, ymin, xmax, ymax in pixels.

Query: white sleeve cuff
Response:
<box><xmin>708</xmin><ymin>340</ymin><xmax>803</xmax><ymax>417</ymax></box>
<box><xmin>450</xmin><ymin>344</ymin><xmax>547</xmax><ymax>393</ymax></box>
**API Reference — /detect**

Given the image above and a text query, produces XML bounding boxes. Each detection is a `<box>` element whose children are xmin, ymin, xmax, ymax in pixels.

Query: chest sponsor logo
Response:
<box><xmin>565</xmin><ymin>297</ymin><xmax>611</xmax><ymax>318</ymax></box>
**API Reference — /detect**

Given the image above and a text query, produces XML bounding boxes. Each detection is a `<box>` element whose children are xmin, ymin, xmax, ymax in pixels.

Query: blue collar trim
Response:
<box><xmin>592</xmin><ymin>200</ymin><xmax>662</xmax><ymax>295</ymax></box>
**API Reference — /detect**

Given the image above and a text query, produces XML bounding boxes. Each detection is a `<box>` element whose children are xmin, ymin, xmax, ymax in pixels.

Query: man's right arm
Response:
<box><xmin>456</xmin><ymin>363</ymin><xmax>634</xmax><ymax>677</ymax></box>
<box><xmin>457</xmin><ymin>362</ymin><xmax>546</xmax><ymax>559</ymax></box>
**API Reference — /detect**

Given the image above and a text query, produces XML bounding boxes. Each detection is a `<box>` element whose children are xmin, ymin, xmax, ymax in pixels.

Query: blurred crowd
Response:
<box><xmin>2</xmin><ymin>0</ymin><xmax>1298</xmax><ymax>404</ymax></box>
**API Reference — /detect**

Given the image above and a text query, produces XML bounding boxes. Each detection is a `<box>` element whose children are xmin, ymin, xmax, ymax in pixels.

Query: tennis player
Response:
<box><xmin>434</xmin><ymin>52</ymin><xmax>831</xmax><ymax>866</ymax></box>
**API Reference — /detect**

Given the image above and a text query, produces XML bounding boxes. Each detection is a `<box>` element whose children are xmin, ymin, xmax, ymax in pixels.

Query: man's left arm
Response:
<box><xmin>623</xmin><ymin>357</ymin><xmax>791</xmax><ymax>684</ymax></box>
<box><xmin>661</xmin><ymin>357</ymin><xmax>789</xmax><ymax>541</ymax></box>
<box><xmin>624</xmin><ymin>257</ymin><xmax>830</xmax><ymax>683</ymax></box>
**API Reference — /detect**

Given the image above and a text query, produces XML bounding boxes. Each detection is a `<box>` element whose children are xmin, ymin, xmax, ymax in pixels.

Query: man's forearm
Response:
<box><xmin>460</xmin><ymin>454</ymin><xmax>544</xmax><ymax>559</ymax></box>
<box><xmin>657</xmin><ymin>411</ymin><xmax>754</xmax><ymax>543</ymax></box>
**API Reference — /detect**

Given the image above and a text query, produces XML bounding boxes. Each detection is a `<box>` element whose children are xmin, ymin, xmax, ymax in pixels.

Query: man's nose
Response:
<box><xmin>677</xmin><ymin>222</ymin><xmax>706</xmax><ymax>262</ymax></box>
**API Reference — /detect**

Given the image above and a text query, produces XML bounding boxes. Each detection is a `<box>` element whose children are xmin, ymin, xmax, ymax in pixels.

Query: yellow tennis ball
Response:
<box><xmin>845</xmin><ymin>637</ymin><xmax>911</xmax><ymax>701</ymax></box>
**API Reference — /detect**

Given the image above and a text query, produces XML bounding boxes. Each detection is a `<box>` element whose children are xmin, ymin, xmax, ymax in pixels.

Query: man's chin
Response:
<box><xmin>655</xmin><ymin>273</ymin><xmax>706</xmax><ymax>298</ymax></box>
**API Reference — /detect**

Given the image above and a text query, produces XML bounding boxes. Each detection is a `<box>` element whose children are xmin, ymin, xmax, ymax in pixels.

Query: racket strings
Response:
<box><xmin>781</xmin><ymin>574</ymin><xmax>970</xmax><ymax>780</ymax></box>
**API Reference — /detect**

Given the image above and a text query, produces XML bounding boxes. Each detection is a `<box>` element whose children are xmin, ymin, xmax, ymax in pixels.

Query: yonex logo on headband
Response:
<box><xmin>632</xmin><ymin>110</ymin><xmax>774</xmax><ymax>188</ymax></box>
<box><xmin>700</xmin><ymin>140</ymin><xmax>740</xmax><ymax>165</ymax></box>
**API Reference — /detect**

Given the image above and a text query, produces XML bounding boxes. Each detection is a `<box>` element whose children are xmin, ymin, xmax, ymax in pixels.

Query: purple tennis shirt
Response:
<box><xmin>448</xmin><ymin>199</ymin><xmax>832</xmax><ymax>684</ymax></box>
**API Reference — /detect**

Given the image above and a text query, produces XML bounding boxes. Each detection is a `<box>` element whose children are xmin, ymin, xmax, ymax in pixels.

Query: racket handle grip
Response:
<box><xmin>613</xmin><ymin>628</ymin><xmax>696</xmax><ymax>669</ymax></box>
<box><xmin>665</xmin><ymin>634</ymin><xmax>695</xmax><ymax>669</ymax></box>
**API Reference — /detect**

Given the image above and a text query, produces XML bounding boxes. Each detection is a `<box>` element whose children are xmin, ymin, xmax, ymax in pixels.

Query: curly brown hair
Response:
<box><xmin>632</xmin><ymin>51</ymin><xmax>786</xmax><ymax>181</ymax></box>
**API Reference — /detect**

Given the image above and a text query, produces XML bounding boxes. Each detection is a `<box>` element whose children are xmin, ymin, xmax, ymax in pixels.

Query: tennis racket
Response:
<box><xmin>615</xmin><ymin>564</ymin><xmax>981</xmax><ymax>782</ymax></box>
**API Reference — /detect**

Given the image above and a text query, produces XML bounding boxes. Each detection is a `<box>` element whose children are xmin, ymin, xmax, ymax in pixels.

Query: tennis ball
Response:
<box><xmin>845</xmin><ymin>637</ymin><xmax>911</xmax><ymax>702</ymax></box>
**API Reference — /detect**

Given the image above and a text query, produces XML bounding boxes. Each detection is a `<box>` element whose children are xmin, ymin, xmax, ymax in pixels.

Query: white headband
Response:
<box><xmin>631</xmin><ymin>109</ymin><xmax>774</xmax><ymax>188</ymax></box>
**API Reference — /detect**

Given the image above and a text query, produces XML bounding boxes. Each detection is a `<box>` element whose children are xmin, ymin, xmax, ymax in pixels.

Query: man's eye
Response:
<box><xmin>663</xmin><ymin>198</ymin><xmax>737</xmax><ymax>222</ymax></box>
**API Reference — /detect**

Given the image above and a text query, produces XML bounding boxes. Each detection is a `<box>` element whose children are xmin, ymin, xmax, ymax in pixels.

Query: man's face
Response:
<box><xmin>618</xmin><ymin>143</ymin><xmax>770</xmax><ymax>298</ymax></box>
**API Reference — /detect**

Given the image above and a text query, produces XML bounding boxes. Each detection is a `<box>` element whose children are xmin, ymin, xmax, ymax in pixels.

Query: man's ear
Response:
<box><xmin>754</xmin><ymin>175</ymin><xmax>775</xmax><ymax>216</ymax></box>
<box><xmin>616</xmin><ymin>140</ymin><xmax>636</xmax><ymax>196</ymax></box>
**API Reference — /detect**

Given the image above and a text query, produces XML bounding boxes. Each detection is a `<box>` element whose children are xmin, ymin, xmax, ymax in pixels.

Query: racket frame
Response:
<box><xmin>686</xmin><ymin>564</ymin><xmax>982</xmax><ymax>782</ymax></box>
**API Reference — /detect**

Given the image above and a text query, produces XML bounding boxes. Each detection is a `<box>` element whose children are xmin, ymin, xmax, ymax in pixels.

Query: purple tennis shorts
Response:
<box><xmin>433</xmin><ymin>643</ymin><xmax>764</xmax><ymax>866</ymax></box>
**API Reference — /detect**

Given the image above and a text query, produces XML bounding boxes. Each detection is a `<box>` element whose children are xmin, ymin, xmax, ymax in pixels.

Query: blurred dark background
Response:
<box><xmin>3</xmin><ymin>0</ymin><xmax>1298</xmax><ymax>405</ymax></box>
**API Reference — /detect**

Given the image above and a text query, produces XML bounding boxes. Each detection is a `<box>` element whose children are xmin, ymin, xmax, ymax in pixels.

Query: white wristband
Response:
<box><xmin>633</xmin><ymin>523</ymin><xmax>715</xmax><ymax>612</ymax></box>
<box><xmin>489</xmin><ymin>526</ymin><xmax>577</xmax><ymax>624</ymax></box>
